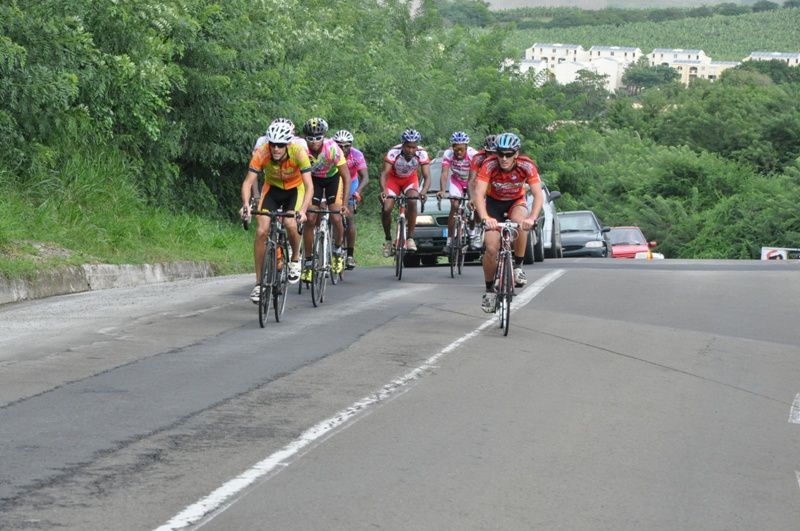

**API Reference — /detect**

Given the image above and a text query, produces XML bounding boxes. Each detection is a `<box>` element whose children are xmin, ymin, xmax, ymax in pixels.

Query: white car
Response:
<box><xmin>524</xmin><ymin>180</ymin><xmax>562</xmax><ymax>263</ymax></box>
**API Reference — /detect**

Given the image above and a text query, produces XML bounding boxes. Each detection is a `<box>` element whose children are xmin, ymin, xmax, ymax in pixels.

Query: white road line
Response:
<box><xmin>153</xmin><ymin>269</ymin><xmax>566</xmax><ymax>531</ymax></box>
<box><xmin>796</xmin><ymin>471</ymin><xmax>800</xmax><ymax>490</ymax></box>
<box><xmin>789</xmin><ymin>393</ymin><xmax>800</xmax><ymax>424</ymax></box>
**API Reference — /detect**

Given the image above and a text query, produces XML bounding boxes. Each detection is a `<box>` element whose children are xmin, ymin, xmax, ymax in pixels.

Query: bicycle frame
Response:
<box><xmin>252</xmin><ymin>209</ymin><xmax>295</xmax><ymax>327</ymax></box>
<box><xmin>493</xmin><ymin>221</ymin><xmax>519</xmax><ymax>336</ymax></box>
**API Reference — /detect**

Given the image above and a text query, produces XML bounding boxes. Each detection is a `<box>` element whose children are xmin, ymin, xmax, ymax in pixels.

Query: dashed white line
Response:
<box><xmin>153</xmin><ymin>269</ymin><xmax>566</xmax><ymax>531</ymax></box>
<box><xmin>789</xmin><ymin>393</ymin><xmax>800</xmax><ymax>424</ymax></box>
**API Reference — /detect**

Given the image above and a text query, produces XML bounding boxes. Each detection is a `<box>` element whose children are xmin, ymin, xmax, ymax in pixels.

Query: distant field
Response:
<box><xmin>506</xmin><ymin>9</ymin><xmax>800</xmax><ymax>61</ymax></box>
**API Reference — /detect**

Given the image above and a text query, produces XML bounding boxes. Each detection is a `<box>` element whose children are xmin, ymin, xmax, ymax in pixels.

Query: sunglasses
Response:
<box><xmin>305</xmin><ymin>135</ymin><xmax>325</xmax><ymax>142</ymax></box>
<box><xmin>497</xmin><ymin>150</ymin><xmax>517</xmax><ymax>159</ymax></box>
<box><xmin>268</xmin><ymin>142</ymin><xmax>288</xmax><ymax>149</ymax></box>
<box><xmin>337</xmin><ymin>143</ymin><xmax>352</xmax><ymax>148</ymax></box>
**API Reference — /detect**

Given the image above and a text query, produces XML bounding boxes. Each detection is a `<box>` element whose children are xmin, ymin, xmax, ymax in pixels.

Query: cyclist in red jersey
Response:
<box><xmin>379</xmin><ymin>129</ymin><xmax>431</xmax><ymax>257</ymax></box>
<box><xmin>473</xmin><ymin>132</ymin><xmax>543</xmax><ymax>313</ymax></box>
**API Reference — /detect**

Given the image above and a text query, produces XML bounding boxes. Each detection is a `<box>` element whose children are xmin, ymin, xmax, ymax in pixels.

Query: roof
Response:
<box><xmin>530</xmin><ymin>43</ymin><xmax>583</xmax><ymax>50</ymax></box>
<box><xmin>710</xmin><ymin>61</ymin><xmax>741</xmax><ymax>66</ymax></box>
<box><xmin>672</xmin><ymin>59</ymin><xmax>703</xmax><ymax>65</ymax></box>
<box><xmin>749</xmin><ymin>51</ymin><xmax>800</xmax><ymax>59</ymax></box>
<box><xmin>651</xmin><ymin>48</ymin><xmax>705</xmax><ymax>55</ymax></box>
<box><xmin>589</xmin><ymin>46</ymin><xmax>641</xmax><ymax>52</ymax></box>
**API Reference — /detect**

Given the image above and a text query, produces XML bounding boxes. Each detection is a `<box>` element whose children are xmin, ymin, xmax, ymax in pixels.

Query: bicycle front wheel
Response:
<box><xmin>395</xmin><ymin>217</ymin><xmax>405</xmax><ymax>280</ymax></box>
<box><xmin>456</xmin><ymin>219</ymin><xmax>466</xmax><ymax>275</ymax></box>
<box><xmin>328</xmin><ymin>230</ymin><xmax>339</xmax><ymax>286</ymax></box>
<box><xmin>501</xmin><ymin>252</ymin><xmax>513</xmax><ymax>336</ymax></box>
<box><xmin>311</xmin><ymin>230</ymin><xmax>327</xmax><ymax>306</ymax></box>
<box><xmin>259</xmin><ymin>245</ymin><xmax>275</xmax><ymax>328</ymax></box>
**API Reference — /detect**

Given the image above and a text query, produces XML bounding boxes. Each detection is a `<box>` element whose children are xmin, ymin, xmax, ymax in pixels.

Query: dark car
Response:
<box><xmin>557</xmin><ymin>210</ymin><xmax>612</xmax><ymax>257</ymax></box>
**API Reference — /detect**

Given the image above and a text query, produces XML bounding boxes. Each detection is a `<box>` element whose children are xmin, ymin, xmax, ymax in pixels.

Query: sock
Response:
<box><xmin>514</xmin><ymin>256</ymin><xmax>524</xmax><ymax>267</ymax></box>
<box><xmin>485</xmin><ymin>281</ymin><xmax>495</xmax><ymax>292</ymax></box>
<box><xmin>347</xmin><ymin>247</ymin><xmax>354</xmax><ymax>257</ymax></box>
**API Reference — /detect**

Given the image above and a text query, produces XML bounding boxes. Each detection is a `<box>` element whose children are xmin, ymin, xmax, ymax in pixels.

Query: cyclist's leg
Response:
<box><xmin>382</xmin><ymin>178</ymin><xmax>400</xmax><ymax>257</ymax></box>
<box><xmin>284</xmin><ymin>186</ymin><xmax>303</xmax><ymax>283</ymax></box>
<box><xmin>254</xmin><ymin>191</ymin><xmax>276</xmax><ymax>284</ymax></box>
<box><xmin>508</xmin><ymin>199</ymin><xmax>529</xmax><ymax>287</ymax></box>
<box><xmin>328</xmin><ymin>178</ymin><xmax>346</xmax><ymax>273</ymax></box>
<box><xmin>404</xmin><ymin>181</ymin><xmax>420</xmax><ymax>251</ymax></box>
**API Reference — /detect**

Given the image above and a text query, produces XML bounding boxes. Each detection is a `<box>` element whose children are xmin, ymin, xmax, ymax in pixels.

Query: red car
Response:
<box><xmin>609</xmin><ymin>226</ymin><xmax>657</xmax><ymax>258</ymax></box>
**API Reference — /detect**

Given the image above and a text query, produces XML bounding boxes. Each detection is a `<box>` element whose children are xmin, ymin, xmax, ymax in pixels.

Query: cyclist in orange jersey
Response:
<box><xmin>241</xmin><ymin>121</ymin><xmax>312</xmax><ymax>303</ymax></box>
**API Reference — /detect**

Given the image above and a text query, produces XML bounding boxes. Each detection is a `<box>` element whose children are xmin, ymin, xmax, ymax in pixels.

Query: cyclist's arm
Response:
<box><xmin>379</xmin><ymin>161</ymin><xmax>392</xmax><ymax>200</ymax></box>
<box><xmin>337</xmin><ymin>162</ymin><xmax>351</xmax><ymax>207</ymax></box>
<box><xmin>241</xmin><ymin>169</ymin><xmax>260</xmax><ymax>218</ymax></box>
<box><xmin>419</xmin><ymin>163</ymin><xmax>431</xmax><ymax>198</ymax></box>
<box><xmin>524</xmin><ymin>181</ymin><xmax>544</xmax><ymax>230</ymax></box>
<box><xmin>355</xmin><ymin>167</ymin><xmax>369</xmax><ymax>196</ymax></box>
<box><xmin>298</xmin><ymin>169</ymin><xmax>313</xmax><ymax>221</ymax></box>
<box><xmin>438</xmin><ymin>165</ymin><xmax>450</xmax><ymax>198</ymax></box>
<box><xmin>474</xmin><ymin>179</ymin><xmax>497</xmax><ymax>229</ymax></box>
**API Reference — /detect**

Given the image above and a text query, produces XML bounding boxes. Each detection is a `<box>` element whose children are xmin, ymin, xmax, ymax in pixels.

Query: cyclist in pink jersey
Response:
<box><xmin>436</xmin><ymin>131</ymin><xmax>478</xmax><ymax>255</ymax></box>
<box><xmin>333</xmin><ymin>129</ymin><xmax>369</xmax><ymax>270</ymax></box>
<box><xmin>379</xmin><ymin>129</ymin><xmax>431</xmax><ymax>256</ymax></box>
<box><xmin>300</xmin><ymin>117</ymin><xmax>351</xmax><ymax>281</ymax></box>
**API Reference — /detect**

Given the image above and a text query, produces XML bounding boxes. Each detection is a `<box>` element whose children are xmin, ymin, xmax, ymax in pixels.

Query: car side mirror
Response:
<box><xmin>649</xmin><ymin>241</ymin><xmax>657</xmax><ymax>248</ymax></box>
<box><xmin>601</xmin><ymin>227</ymin><xmax>611</xmax><ymax>233</ymax></box>
<box><xmin>549</xmin><ymin>191</ymin><xmax>561</xmax><ymax>201</ymax></box>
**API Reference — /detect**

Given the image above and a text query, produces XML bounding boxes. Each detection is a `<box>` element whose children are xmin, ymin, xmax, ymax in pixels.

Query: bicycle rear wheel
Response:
<box><xmin>395</xmin><ymin>217</ymin><xmax>405</xmax><ymax>280</ymax></box>
<box><xmin>259</xmin><ymin>245</ymin><xmax>275</xmax><ymax>328</ymax></box>
<box><xmin>311</xmin><ymin>230</ymin><xmax>327</xmax><ymax>306</ymax></box>
<box><xmin>328</xmin><ymin>231</ymin><xmax>339</xmax><ymax>286</ymax></box>
<box><xmin>273</xmin><ymin>241</ymin><xmax>289</xmax><ymax>321</ymax></box>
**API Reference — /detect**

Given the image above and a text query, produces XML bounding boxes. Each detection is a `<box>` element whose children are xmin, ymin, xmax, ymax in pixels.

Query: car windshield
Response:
<box><xmin>558</xmin><ymin>213</ymin><xmax>598</xmax><ymax>232</ymax></box>
<box><xmin>610</xmin><ymin>228</ymin><xmax>645</xmax><ymax>245</ymax></box>
<box><xmin>426</xmin><ymin>159</ymin><xmax>442</xmax><ymax>193</ymax></box>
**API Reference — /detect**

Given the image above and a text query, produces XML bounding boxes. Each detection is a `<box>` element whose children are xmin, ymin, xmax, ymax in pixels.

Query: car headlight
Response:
<box><xmin>585</xmin><ymin>240</ymin><xmax>604</xmax><ymax>248</ymax></box>
<box><xmin>416</xmin><ymin>215</ymin><xmax>436</xmax><ymax>226</ymax></box>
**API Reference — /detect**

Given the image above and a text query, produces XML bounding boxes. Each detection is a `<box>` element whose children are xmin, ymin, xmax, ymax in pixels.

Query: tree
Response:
<box><xmin>751</xmin><ymin>0</ymin><xmax>780</xmax><ymax>11</ymax></box>
<box><xmin>622</xmin><ymin>57</ymin><xmax>680</xmax><ymax>94</ymax></box>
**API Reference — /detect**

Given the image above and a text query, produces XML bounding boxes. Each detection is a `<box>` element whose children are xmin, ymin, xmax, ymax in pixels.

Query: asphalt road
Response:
<box><xmin>1</xmin><ymin>258</ymin><xmax>799</xmax><ymax>530</ymax></box>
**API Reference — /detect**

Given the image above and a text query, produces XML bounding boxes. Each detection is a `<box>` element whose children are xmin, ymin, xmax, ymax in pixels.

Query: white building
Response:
<box><xmin>649</xmin><ymin>48</ymin><xmax>710</xmax><ymax>67</ymax></box>
<box><xmin>588</xmin><ymin>46</ymin><xmax>642</xmax><ymax>65</ymax></box>
<box><xmin>745</xmin><ymin>51</ymin><xmax>800</xmax><ymax>66</ymax></box>
<box><xmin>524</xmin><ymin>43</ymin><xmax>587</xmax><ymax>66</ymax></box>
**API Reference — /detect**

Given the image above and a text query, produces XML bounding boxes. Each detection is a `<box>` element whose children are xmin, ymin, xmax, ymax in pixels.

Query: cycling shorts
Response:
<box><xmin>485</xmin><ymin>196</ymin><xmax>527</xmax><ymax>222</ymax></box>
<box><xmin>448</xmin><ymin>178</ymin><xmax>469</xmax><ymax>198</ymax></box>
<box><xmin>312</xmin><ymin>175</ymin><xmax>344</xmax><ymax>206</ymax></box>
<box><xmin>385</xmin><ymin>175</ymin><xmax>418</xmax><ymax>198</ymax></box>
<box><xmin>258</xmin><ymin>183</ymin><xmax>304</xmax><ymax>212</ymax></box>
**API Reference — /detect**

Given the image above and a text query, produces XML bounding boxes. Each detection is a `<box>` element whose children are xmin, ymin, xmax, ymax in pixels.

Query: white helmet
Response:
<box><xmin>269</xmin><ymin>117</ymin><xmax>295</xmax><ymax>135</ymax></box>
<box><xmin>333</xmin><ymin>130</ymin><xmax>354</xmax><ymax>143</ymax></box>
<box><xmin>265</xmin><ymin>121</ymin><xmax>294</xmax><ymax>144</ymax></box>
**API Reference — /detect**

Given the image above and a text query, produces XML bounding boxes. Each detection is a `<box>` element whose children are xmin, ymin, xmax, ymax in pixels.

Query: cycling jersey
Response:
<box><xmin>476</xmin><ymin>154</ymin><xmax>540</xmax><ymax>202</ymax></box>
<box><xmin>345</xmin><ymin>147</ymin><xmax>367</xmax><ymax>184</ymax></box>
<box><xmin>469</xmin><ymin>150</ymin><xmax>491</xmax><ymax>174</ymax></box>
<box><xmin>249</xmin><ymin>143</ymin><xmax>311</xmax><ymax>190</ymax></box>
<box><xmin>442</xmin><ymin>146</ymin><xmax>478</xmax><ymax>185</ymax></box>
<box><xmin>308</xmin><ymin>138</ymin><xmax>346</xmax><ymax>179</ymax></box>
<box><xmin>384</xmin><ymin>144</ymin><xmax>430</xmax><ymax>180</ymax></box>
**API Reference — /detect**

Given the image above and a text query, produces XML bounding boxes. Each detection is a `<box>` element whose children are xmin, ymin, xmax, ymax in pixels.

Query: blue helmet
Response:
<box><xmin>400</xmin><ymin>128</ymin><xmax>422</xmax><ymax>143</ymax></box>
<box><xmin>495</xmin><ymin>132</ymin><xmax>521</xmax><ymax>151</ymax></box>
<box><xmin>450</xmin><ymin>131</ymin><xmax>470</xmax><ymax>145</ymax></box>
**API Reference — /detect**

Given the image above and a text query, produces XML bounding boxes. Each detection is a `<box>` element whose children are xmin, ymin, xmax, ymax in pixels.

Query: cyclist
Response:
<box><xmin>240</xmin><ymin>120</ymin><xmax>312</xmax><ymax>303</ymax></box>
<box><xmin>249</xmin><ymin>118</ymin><xmax>308</xmax><ymax>204</ymax></box>
<box><xmin>379</xmin><ymin>129</ymin><xmax>431</xmax><ymax>257</ymax></box>
<box><xmin>300</xmin><ymin>117</ymin><xmax>352</xmax><ymax>282</ymax></box>
<box><xmin>466</xmin><ymin>133</ymin><xmax>497</xmax><ymax>249</ymax></box>
<box><xmin>436</xmin><ymin>131</ymin><xmax>478</xmax><ymax>255</ymax></box>
<box><xmin>333</xmin><ymin>129</ymin><xmax>369</xmax><ymax>270</ymax></box>
<box><xmin>473</xmin><ymin>132</ymin><xmax>543</xmax><ymax>313</ymax></box>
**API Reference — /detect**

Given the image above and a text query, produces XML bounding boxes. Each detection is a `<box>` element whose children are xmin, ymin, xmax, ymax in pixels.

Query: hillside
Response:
<box><xmin>506</xmin><ymin>8</ymin><xmax>800</xmax><ymax>60</ymax></box>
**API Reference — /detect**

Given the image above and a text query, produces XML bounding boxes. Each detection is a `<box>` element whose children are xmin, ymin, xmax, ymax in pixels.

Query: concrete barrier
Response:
<box><xmin>0</xmin><ymin>261</ymin><xmax>217</xmax><ymax>306</ymax></box>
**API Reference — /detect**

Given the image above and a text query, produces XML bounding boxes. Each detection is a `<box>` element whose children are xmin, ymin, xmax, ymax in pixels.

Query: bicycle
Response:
<box><xmin>341</xmin><ymin>196</ymin><xmax>358</xmax><ymax>273</ymax></box>
<box><xmin>391</xmin><ymin>193</ymin><xmax>423</xmax><ymax>281</ymax></box>
<box><xmin>488</xmin><ymin>220</ymin><xmax>519</xmax><ymax>337</ymax></box>
<box><xmin>307</xmin><ymin>200</ymin><xmax>341</xmax><ymax>307</ymax></box>
<box><xmin>440</xmin><ymin>193</ymin><xmax>472</xmax><ymax>278</ymax></box>
<box><xmin>252</xmin><ymin>209</ymin><xmax>296</xmax><ymax>327</ymax></box>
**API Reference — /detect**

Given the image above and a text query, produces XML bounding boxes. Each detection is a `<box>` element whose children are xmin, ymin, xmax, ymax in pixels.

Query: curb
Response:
<box><xmin>0</xmin><ymin>261</ymin><xmax>218</xmax><ymax>306</ymax></box>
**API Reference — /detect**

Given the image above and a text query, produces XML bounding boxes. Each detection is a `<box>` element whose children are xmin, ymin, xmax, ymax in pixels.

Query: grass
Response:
<box><xmin>0</xmin><ymin>145</ymin><xmax>394</xmax><ymax>280</ymax></box>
